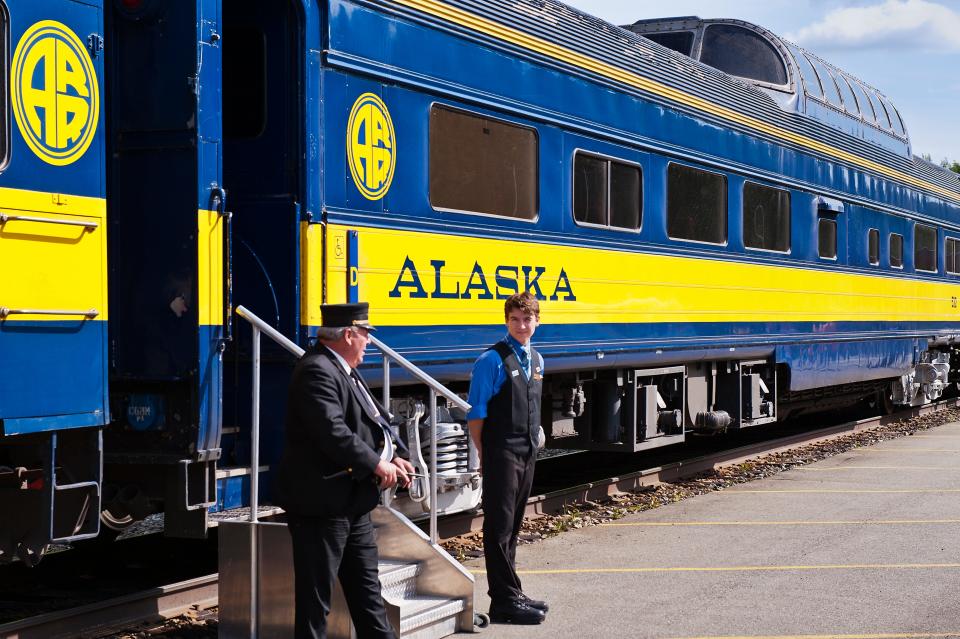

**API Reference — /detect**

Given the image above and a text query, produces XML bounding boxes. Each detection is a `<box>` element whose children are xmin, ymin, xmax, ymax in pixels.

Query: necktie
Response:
<box><xmin>518</xmin><ymin>347</ymin><xmax>530</xmax><ymax>379</ymax></box>
<box><xmin>350</xmin><ymin>370</ymin><xmax>381</xmax><ymax>419</ymax></box>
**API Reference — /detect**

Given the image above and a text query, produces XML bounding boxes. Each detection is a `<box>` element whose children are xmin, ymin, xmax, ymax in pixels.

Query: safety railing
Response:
<box><xmin>235</xmin><ymin>304</ymin><xmax>470</xmax><ymax>539</ymax></box>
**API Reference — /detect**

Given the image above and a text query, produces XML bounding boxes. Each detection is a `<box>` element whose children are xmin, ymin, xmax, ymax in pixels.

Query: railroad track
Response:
<box><xmin>3</xmin><ymin>398</ymin><xmax>957</xmax><ymax>638</ymax></box>
<box><xmin>0</xmin><ymin>575</ymin><xmax>218</xmax><ymax>639</ymax></box>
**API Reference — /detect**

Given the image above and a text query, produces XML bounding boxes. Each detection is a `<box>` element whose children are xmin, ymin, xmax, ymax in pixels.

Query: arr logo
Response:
<box><xmin>12</xmin><ymin>21</ymin><xmax>100</xmax><ymax>166</ymax></box>
<box><xmin>388</xmin><ymin>257</ymin><xmax>577</xmax><ymax>302</ymax></box>
<box><xmin>346</xmin><ymin>93</ymin><xmax>396</xmax><ymax>200</ymax></box>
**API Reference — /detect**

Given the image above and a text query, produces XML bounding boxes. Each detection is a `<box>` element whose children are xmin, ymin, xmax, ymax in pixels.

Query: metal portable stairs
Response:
<box><xmin>218</xmin><ymin>505</ymin><xmax>474</xmax><ymax>638</ymax></box>
<box><xmin>218</xmin><ymin>306</ymin><xmax>477</xmax><ymax>638</ymax></box>
<box><xmin>373</xmin><ymin>506</ymin><xmax>474</xmax><ymax>639</ymax></box>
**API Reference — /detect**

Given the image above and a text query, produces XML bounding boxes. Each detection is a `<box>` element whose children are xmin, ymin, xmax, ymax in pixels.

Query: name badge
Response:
<box><xmin>511</xmin><ymin>369</ymin><xmax>520</xmax><ymax>378</ymax></box>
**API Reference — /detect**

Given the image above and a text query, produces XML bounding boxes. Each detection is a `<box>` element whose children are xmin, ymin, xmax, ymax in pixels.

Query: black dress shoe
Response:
<box><xmin>519</xmin><ymin>592</ymin><xmax>549</xmax><ymax>613</ymax></box>
<box><xmin>489</xmin><ymin>601</ymin><xmax>546</xmax><ymax>625</ymax></box>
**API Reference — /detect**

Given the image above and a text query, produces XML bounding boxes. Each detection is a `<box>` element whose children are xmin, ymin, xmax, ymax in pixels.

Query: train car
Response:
<box><xmin>4</xmin><ymin>0</ymin><xmax>960</xmax><ymax>562</ymax></box>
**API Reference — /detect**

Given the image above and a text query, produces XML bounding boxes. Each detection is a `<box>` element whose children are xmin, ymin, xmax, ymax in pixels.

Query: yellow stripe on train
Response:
<box><xmin>197</xmin><ymin>208</ymin><xmax>224</xmax><ymax>327</ymax></box>
<box><xmin>0</xmin><ymin>187</ymin><xmax>107</xmax><ymax>322</ymax></box>
<box><xmin>305</xmin><ymin>224</ymin><xmax>960</xmax><ymax>327</ymax></box>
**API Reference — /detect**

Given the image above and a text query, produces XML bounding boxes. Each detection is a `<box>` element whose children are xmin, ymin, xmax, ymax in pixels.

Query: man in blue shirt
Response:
<box><xmin>467</xmin><ymin>291</ymin><xmax>548</xmax><ymax>625</ymax></box>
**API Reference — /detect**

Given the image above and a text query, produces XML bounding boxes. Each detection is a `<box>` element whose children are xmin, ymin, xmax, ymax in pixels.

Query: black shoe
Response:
<box><xmin>519</xmin><ymin>592</ymin><xmax>549</xmax><ymax>613</ymax></box>
<box><xmin>489</xmin><ymin>601</ymin><xmax>546</xmax><ymax>625</ymax></box>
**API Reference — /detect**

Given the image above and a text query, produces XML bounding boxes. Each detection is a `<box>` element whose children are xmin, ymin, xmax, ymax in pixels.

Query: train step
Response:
<box><xmin>378</xmin><ymin>558</ymin><xmax>465</xmax><ymax>638</ymax></box>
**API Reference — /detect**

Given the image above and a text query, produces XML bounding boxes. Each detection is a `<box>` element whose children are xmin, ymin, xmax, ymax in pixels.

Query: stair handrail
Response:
<box><xmin>234</xmin><ymin>305</ymin><xmax>469</xmax><ymax>543</ymax></box>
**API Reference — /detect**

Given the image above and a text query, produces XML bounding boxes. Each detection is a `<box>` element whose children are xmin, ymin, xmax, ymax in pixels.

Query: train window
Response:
<box><xmin>835</xmin><ymin>74</ymin><xmax>860</xmax><ymax>116</ymax></box>
<box><xmin>947</xmin><ymin>238</ymin><xmax>960</xmax><ymax>275</ymax></box>
<box><xmin>610</xmin><ymin>161</ymin><xmax>642</xmax><ymax>230</ymax></box>
<box><xmin>223</xmin><ymin>26</ymin><xmax>267</xmax><ymax>138</ymax></box>
<box><xmin>573</xmin><ymin>153</ymin><xmax>641</xmax><ymax>231</ymax></box>
<box><xmin>914</xmin><ymin>224</ymin><xmax>938</xmax><ymax>272</ymax></box>
<box><xmin>667</xmin><ymin>163</ymin><xmax>727</xmax><ymax>244</ymax></box>
<box><xmin>644</xmin><ymin>32</ymin><xmax>695</xmax><ymax>56</ymax></box>
<box><xmin>890</xmin><ymin>233</ymin><xmax>904</xmax><ymax>268</ymax></box>
<box><xmin>573</xmin><ymin>154</ymin><xmax>607</xmax><ymax>226</ymax></box>
<box><xmin>809</xmin><ymin>56</ymin><xmax>843</xmax><ymax>108</ymax></box>
<box><xmin>868</xmin><ymin>229</ymin><xmax>880</xmax><ymax>266</ymax></box>
<box><xmin>743</xmin><ymin>182</ymin><xmax>790</xmax><ymax>252</ymax></box>
<box><xmin>851</xmin><ymin>82</ymin><xmax>877</xmax><ymax>123</ymax></box>
<box><xmin>818</xmin><ymin>218</ymin><xmax>837</xmax><ymax>259</ymax></box>
<box><xmin>430</xmin><ymin>106</ymin><xmax>538</xmax><ymax>220</ymax></box>
<box><xmin>700</xmin><ymin>25</ymin><xmax>787</xmax><ymax>85</ymax></box>
<box><xmin>787</xmin><ymin>44</ymin><xmax>823</xmax><ymax>98</ymax></box>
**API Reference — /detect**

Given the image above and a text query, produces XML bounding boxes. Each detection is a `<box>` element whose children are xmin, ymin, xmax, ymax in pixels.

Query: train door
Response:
<box><xmin>218</xmin><ymin>0</ymin><xmax>303</xmax><ymax>506</ymax></box>
<box><xmin>103</xmin><ymin>0</ymin><xmax>224</xmax><ymax>537</ymax></box>
<box><xmin>0</xmin><ymin>0</ymin><xmax>106</xmax><ymax>563</ymax></box>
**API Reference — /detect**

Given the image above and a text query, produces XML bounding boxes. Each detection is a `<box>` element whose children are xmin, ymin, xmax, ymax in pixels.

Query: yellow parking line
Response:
<box><xmin>667</xmin><ymin>633</ymin><xmax>960</xmax><ymax>639</ymax></box>
<box><xmin>600</xmin><ymin>519</ymin><xmax>960</xmax><ymax>527</ymax></box>
<box><xmin>470</xmin><ymin>562</ymin><xmax>960</xmax><ymax>575</ymax></box>
<box><xmin>798</xmin><ymin>466</ymin><xmax>960</xmax><ymax>471</ymax></box>
<box><xmin>724</xmin><ymin>488</ymin><xmax>960</xmax><ymax>494</ymax></box>
<box><xmin>858</xmin><ymin>449</ymin><xmax>960</xmax><ymax>452</ymax></box>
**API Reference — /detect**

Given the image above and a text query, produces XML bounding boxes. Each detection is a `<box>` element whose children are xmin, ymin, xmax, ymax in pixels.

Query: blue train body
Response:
<box><xmin>2</xmin><ymin>0</ymin><xmax>959</xmax><ymax>561</ymax></box>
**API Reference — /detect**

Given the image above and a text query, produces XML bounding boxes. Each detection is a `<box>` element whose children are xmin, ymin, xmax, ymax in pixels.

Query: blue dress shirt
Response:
<box><xmin>466</xmin><ymin>334</ymin><xmax>544</xmax><ymax>421</ymax></box>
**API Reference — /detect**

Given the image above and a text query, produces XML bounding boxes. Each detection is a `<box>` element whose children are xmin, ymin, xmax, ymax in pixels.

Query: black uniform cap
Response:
<box><xmin>320</xmin><ymin>302</ymin><xmax>376</xmax><ymax>331</ymax></box>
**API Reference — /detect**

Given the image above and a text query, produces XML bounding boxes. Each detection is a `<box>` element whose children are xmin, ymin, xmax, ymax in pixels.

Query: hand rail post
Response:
<box><xmin>382</xmin><ymin>355</ymin><xmax>391</xmax><ymax>407</ymax></box>
<box><xmin>429</xmin><ymin>388</ymin><xmax>438</xmax><ymax>545</ymax></box>
<box><xmin>249</xmin><ymin>325</ymin><xmax>261</xmax><ymax>638</ymax></box>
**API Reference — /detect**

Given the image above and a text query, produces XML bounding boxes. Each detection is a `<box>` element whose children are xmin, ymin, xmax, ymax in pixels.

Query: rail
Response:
<box><xmin>234</xmin><ymin>305</ymin><xmax>469</xmax><ymax>636</ymax></box>
<box><xmin>0</xmin><ymin>213</ymin><xmax>99</xmax><ymax>229</ymax></box>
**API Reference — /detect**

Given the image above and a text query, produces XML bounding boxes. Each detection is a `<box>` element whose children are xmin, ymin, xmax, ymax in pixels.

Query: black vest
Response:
<box><xmin>481</xmin><ymin>341</ymin><xmax>542</xmax><ymax>455</ymax></box>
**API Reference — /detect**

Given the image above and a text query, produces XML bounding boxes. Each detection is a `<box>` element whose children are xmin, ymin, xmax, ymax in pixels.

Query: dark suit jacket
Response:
<box><xmin>275</xmin><ymin>345</ymin><xmax>404</xmax><ymax>517</ymax></box>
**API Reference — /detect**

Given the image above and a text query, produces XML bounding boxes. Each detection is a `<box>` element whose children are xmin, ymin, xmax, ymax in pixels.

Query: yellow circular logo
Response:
<box><xmin>346</xmin><ymin>93</ymin><xmax>396</xmax><ymax>200</ymax></box>
<box><xmin>12</xmin><ymin>21</ymin><xmax>100</xmax><ymax>166</ymax></box>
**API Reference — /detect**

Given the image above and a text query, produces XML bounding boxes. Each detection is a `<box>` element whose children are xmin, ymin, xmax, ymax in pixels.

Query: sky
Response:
<box><xmin>561</xmin><ymin>0</ymin><xmax>960</xmax><ymax>163</ymax></box>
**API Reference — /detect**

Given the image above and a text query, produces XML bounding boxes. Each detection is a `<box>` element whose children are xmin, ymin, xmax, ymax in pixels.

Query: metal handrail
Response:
<box><xmin>0</xmin><ymin>307</ymin><xmax>99</xmax><ymax>319</ymax></box>
<box><xmin>0</xmin><ymin>213</ymin><xmax>98</xmax><ymax>229</ymax></box>
<box><xmin>233</xmin><ymin>305</ymin><xmax>469</xmax><ymax>542</ymax></box>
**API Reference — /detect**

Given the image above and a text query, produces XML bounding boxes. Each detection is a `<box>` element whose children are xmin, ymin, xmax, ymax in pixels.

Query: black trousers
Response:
<box><xmin>287</xmin><ymin>512</ymin><xmax>396</xmax><ymax>639</ymax></box>
<box><xmin>481</xmin><ymin>446</ymin><xmax>536</xmax><ymax>605</ymax></box>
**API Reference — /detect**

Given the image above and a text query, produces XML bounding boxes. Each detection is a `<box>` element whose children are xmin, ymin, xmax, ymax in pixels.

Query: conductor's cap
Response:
<box><xmin>320</xmin><ymin>302</ymin><xmax>376</xmax><ymax>331</ymax></box>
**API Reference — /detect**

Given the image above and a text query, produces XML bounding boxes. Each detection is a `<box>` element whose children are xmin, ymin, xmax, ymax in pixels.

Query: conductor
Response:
<box><xmin>276</xmin><ymin>302</ymin><xmax>416</xmax><ymax>639</ymax></box>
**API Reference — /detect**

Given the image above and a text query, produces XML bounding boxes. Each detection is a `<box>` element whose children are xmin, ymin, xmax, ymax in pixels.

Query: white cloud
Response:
<box><xmin>786</xmin><ymin>0</ymin><xmax>960</xmax><ymax>51</ymax></box>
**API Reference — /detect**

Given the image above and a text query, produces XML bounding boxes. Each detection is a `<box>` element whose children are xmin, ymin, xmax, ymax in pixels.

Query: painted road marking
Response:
<box><xmin>471</xmin><ymin>562</ymin><xmax>960</xmax><ymax>575</ymax></box>
<box><xmin>600</xmin><ymin>519</ymin><xmax>960</xmax><ymax>527</ymax></box>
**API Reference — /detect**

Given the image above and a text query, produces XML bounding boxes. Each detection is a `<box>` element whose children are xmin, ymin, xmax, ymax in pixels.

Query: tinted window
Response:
<box><xmin>868</xmin><ymin>229</ymin><xmax>879</xmax><ymax>265</ymax></box>
<box><xmin>890</xmin><ymin>233</ymin><xmax>903</xmax><ymax>268</ymax></box>
<box><xmin>915</xmin><ymin>224</ymin><xmax>937</xmax><ymax>272</ymax></box>
<box><xmin>947</xmin><ymin>238</ymin><xmax>960</xmax><ymax>275</ymax></box>
<box><xmin>851</xmin><ymin>82</ymin><xmax>877</xmax><ymax>122</ymax></box>
<box><xmin>743</xmin><ymin>182</ymin><xmax>790</xmax><ymax>252</ymax></box>
<box><xmin>835</xmin><ymin>74</ymin><xmax>860</xmax><ymax>115</ymax></box>
<box><xmin>610</xmin><ymin>161</ymin><xmax>642</xmax><ymax>230</ymax></box>
<box><xmin>430</xmin><ymin>106</ymin><xmax>538</xmax><ymax>219</ymax></box>
<box><xmin>573</xmin><ymin>153</ymin><xmax>641</xmax><ymax>231</ymax></box>
<box><xmin>644</xmin><ymin>32</ymin><xmax>694</xmax><ymax>56</ymax></box>
<box><xmin>787</xmin><ymin>44</ymin><xmax>822</xmax><ymax>98</ymax></box>
<box><xmin>808</xmin><ymin>56</ymin><xmax>842</xmax><ymax>107</ymax></box>
<box><xmin>879</xmin><ymin>96</ymin><xmax>905</xmax><ymax>136</ymax></box>
<box><xmin>667</xmin><ymin>164</ymin><xmax>727</xmax><ymax>244</ymax></box>
<box><xmin>701</xmin><ymin>25</ymin><xmax>787</xmax><ymax>85</ymax></box>
<box><xmin>840</xmin><ymin>77</ymin><xmax>862</xmax><ymax>117</ymax></box>
<box><xmin>818</xmin><ymin>218</ymin><xmax>837</xmax><ymax>259</ymax></box>
<box><xmin>573</xmin><ymin>154</ymin><xmax>607</xmax><ymax>226</ymax></box>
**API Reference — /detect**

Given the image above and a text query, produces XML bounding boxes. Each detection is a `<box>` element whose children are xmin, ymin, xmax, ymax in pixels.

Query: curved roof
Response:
<box><xmin>626</xmin><ymin>17</ymin><xmax>910</xmax><ymax>156</ymax></box>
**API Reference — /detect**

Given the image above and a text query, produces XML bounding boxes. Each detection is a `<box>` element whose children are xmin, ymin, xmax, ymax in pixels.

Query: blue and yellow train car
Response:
<box><xmin>4</xmin><ymin>0</ymin><xmax>960</xmax><ymax>561</ymax></box>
